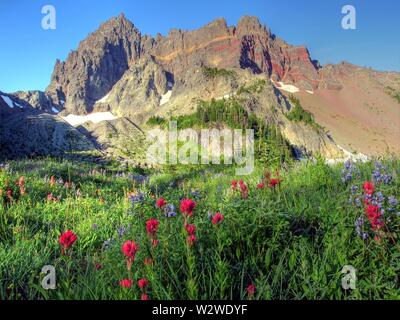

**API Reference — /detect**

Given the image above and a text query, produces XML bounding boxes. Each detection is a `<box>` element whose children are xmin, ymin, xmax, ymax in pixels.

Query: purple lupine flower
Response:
<box><xmin>372</xmin><ymin>161</ymin><xmax>392</xmax><ymax>184</ymax></box>
<box><xmin>128</xmin><ymin>192</ymin><xmax>145</xmax><ymax>205</ymax></box>
<box><xmin>102</xmin><ymin>239</ymin><xmax>113</xmax><ymax>250</ymax></box>
<box><xmin>163</xmin><ymin>204</ymin><xmax>177</xmax><ymax>217</ymax></box>
<box><xmin>190</xmin><ymin>190</ymin><xmax>202</xmax><ymax>199</ymax></box>
<box><xmin>372</xmin><ymin>169</ymin><xmax>382</xmax><ymax>184</ymax></box>
<box><xmin>341</xmin><ymin>161</ymin><xmax>358</xmax><ymax>183</ymax></box>
<box><xmin>350</xmin><ymin>185</ymin><xmax>358</xmax><ymax>194</ymax></box>
<box><xmin>344</xmin><ymin>160</ymin><xmax>352</xmax><ymax>170</ymax></box>
<box><xmin>382</xmin><ymin>174</ymin><xmax>393</xmax><ymax>184</ymax></box>
<box><xmin>355</xmin><ymin>216</ymin><xmax>368</xmax><ymax>239</ymax></box>
<box><xmin>388</xmin><ymin>196</ymin><xmax>398</xmax><ymax>212</ymax></box>
<box><xmin>117</xmin><ymin>226</ymin><xmax>128</xmax><ymax>239</ymax></box>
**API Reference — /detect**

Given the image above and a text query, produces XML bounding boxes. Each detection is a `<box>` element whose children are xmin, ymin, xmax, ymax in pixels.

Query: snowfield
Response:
<box><xmin>270</xmin><ymin>79</ymin><xmax>300</xmax><ymax>93</ymax></box>
<box><xmin>96</xmin><ymin>94</ymin><xmax>110</xmax><ymax>104</ymax></box>
<box><xmin>277</xmin><ymin>81</ymin><xmax>300</xmax><ymax>93</ymax></box>
<box><xmin>160</xmin><ymin>90</ymin><xmax>172</xmax><ymax>106</ymax></box>
<box><xmin>1</xmin><ymin>95</ymin><xmax>14</xmax><ymax>108</ymax></box>
<box><xmin>62</xmin><ymin>112</ymin><xmax>117</xmax><ymax>126</ymax></box>
<box><xmin>326</xmin><ymin>145</ymin><xmax>369</xmax><ymax>165</ymax></box>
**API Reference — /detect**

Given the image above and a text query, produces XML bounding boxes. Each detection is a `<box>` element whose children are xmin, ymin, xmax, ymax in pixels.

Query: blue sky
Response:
<box><xmin>0</xmin><ymin>0</ymin><xmax>399</xmax><ymax>92</ymax></box>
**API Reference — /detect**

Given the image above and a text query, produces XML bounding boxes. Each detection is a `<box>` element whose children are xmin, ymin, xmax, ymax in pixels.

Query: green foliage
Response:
<box><xmin>146</xmin><ymin>116</ymin><xmax>167</xmax><ymax>127</ymax></box>
<box><xmin>286</xmin><ymin>95</ymin><xmax>322</xmax><ymax>130</ymax></box>
<box><xmin>202</xmin><ymin>67</ymin><xmax>236</xmax><ymax>80</ymax></box>
<box><xmin>385</xmin><ymin>86</ymin><xmax>400</xmax><ymax>103</ymax></box>
<box><xmin>166</xmin><ymin>98</ymin><xmax>293</xmax><ymax>167</ymax></box>
<box><xmin>196</xmin><ymin>98</ymin><xmax>293</xmax><ymax>166</ymax></box>
<box><xmin>237</xmin><ymin>79</ymin><xmax>267</xmax><ymax>95</ymax></box>
<box><xmin>170</xmin><ymin>114</ymin><xmax>199</xmax><ymax>130</ymax></box>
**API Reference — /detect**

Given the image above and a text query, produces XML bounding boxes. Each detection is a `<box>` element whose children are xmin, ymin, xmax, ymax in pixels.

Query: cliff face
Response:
<box><xmin>45</xmin><ymin>15</ymin><xmax>326</xmax><ymax>116</ymax></box>
<box><xmin>150</xmin><ymin>16</ymin><xmax>320</xmax><ymax>90</ymax></box>
<box><xmin>46</xmin><ymin>14</ymin><xmax>149</xmax><ymax>114</ymax></box>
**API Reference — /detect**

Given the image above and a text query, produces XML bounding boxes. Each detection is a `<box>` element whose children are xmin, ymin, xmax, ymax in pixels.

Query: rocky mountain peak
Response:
<box><xmin>236</xmin><ymin>16</ymin><xmax>266</xmax><ymax>35</ymax></box>
<box><xmin>46</xmin><ymin>14</ymin><xmax>143</xmax><ymax>114</ymax></box>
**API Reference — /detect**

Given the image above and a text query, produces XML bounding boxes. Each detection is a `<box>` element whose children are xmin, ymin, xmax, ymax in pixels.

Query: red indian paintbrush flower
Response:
<box><xmin>119</xmin><ymin>279</ymin><xmax>132</xmax><ymax>288</ymax></box>
<box><xmin>122</xmin><ymin>240</ymin><xmax>139</xmax><ymax>261</ymax></box>
<box><xmin>257</xmin><ymin>183</ymin><xmax>264</xmax><ymax>189</ymax></box>
<box><xmin>141</xmin><ymin>293</ymin><xmax>149</xmax><ymax>300</ymax></box>
<box><xmin>231</xmin><ymin>180</ymin><xmax>238</xmax><ymax>190</ymax></box>
<box><xmin>187</xmin><ymin>234</ymin><xmax>196</xmax><ymax>246</ymax></box>
<box><xmin>365</xmin><ymin>204</ymin><xmax>380</xmax><ymax>219</ymax></box>
<box><xmin>156</xmin><ymin>197</ymin><xmax>167</xmax><ymax>208</ymax></box>
<box><xmin>268</xmin><ymin>178</ymin><xmax>281</xmax><ymax>188</ymax></box>
<box><xmin>185</xmin><ymin>224</ymin><xmax>196</xmax><ymax>235</ymax></box>
<box><xmin>180</xmin><ymin>198</ymin><xmax>196</xmax><ymax>217</ymax></box>
<box><xmin>59</xmin><ymin>230</ymin><xmax>77</xmax><ymax>254</ymax></box>
<box><xmin>138</xmin><ymin>278</ymin><xmax>149</xmax><ymax>290</ymax></box>
<box><xmin>152</xmin><ymin>239</ymin><xmax>159</xmax><ymax>247</ymax></box>
<box><xmin>146</xmin><ymin>218</ymin><xmax>159</xmax><ymax>236</ymax></box>
<box><xmin>95</xmin><ymin>262</ymin><xmax>102</xmax><ymax>270</ymax></box>
<box><xmin>247</xmin><ymin>284</ymin><xmax>256</xmax><ymax>296</ymax></box>
<box><xmin>365</xmin><ymin>204</ymin><xmax>384</xmax><ymax>231</ymax></box>
<box><xmin>363</xmin><ymin>181</ymin><xmax>374</xmax><ymax>195</ymax></box>
<box><xmin>211</xmin><ymin>212</ymin><xmax>224</xmax><ymax>225</ymax></box>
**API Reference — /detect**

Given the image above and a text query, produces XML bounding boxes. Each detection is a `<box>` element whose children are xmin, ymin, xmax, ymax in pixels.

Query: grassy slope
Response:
<box><xmin>0</xmin><ymin>158</ymin><xmax>399</xmax><ymax>300</ymax></box>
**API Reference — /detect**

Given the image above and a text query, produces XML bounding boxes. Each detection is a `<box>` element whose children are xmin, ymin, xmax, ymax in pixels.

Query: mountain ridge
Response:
<box><xmin>1</xmin><ymin>14</ymin><xmax>399</xmax><ymax>160</ymax></box>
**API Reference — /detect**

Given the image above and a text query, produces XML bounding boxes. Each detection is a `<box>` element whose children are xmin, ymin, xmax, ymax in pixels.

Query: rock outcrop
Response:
<box><xmin>46</xmin><ymin>13</ymin><xmax>149</xmax><ymax>114</ymax></box>
<box><xmin>0</xmin><ymin>94</ymin><xmax>94</xmax><ymax>159</ymax></box>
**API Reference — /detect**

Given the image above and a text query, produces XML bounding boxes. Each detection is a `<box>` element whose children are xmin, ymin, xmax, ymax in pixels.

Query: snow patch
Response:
<box><xmin>306</xmin><ymin>90</ymin><xmax>314</xmax><ymax>95</ymax></box>
<box><xmin>15</xmin><ymin>102</ymin><xmax>23</xmax><ymax>109</ymax></box>
<box><xmin>52</xmin><ymin>107</ymin><xmax>60</xmax><ymax>113</ymax></box>
<box><xmin>1</xmin><ymin>95</ymin><xmax>14</xmax><ymax>108</ymax></box>
<box><xmin>160</xmin><ymin>90</ymin><xmax>172</xmax><ymax>106</ymax></box>
<box><xmin>277</xmin><ymin>82</ymin><xmax>300</xmax><ymax>93</ymax></box>
<box><xmin>270</xmin><ymin>79</ymin><xmax>300</xmax><ymax>93</ymax></box>
<box><xmin>326</xmin><ymin>145</ymin><xmax>369</xmax><ymax>165</ymax></box>
<box><xmin>62</xmin><ymin>112</ymin><xmax>117</xmax><ymax>127</ymax></box>
<box><xmin>96</xmin><ymin>94</ymin><xmax>109</xmax><ymax>104</ymax></box>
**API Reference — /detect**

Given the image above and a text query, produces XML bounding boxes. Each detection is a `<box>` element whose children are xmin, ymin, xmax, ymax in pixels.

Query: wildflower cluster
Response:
<box><xmin>372</xmin><ymin>161</ymin><xmax>393</xmax><ymax>184</ymax></box>
<box><xmin>257</xmin><ymin>171</ymin><xmax>282</xmax><ymax>189</ymax></box>
<box><xmin>341</xmin><ymin>160</ymin><xmax>359</xmax><ymax>183</ymax></box>
<box><xmin>352</xmin><ymin>180</ymin><xmax>398</xmax><ymax>242</ymax></box>
<box><xmin>231</xmin><ymin>180</ymin><xmax>249</xmax><ymax>198</ymax></box>
<box><xmin>343</xmin><ymin>161</ymin><xmax>399</xmax><ymax>243</ymax></box>
<box><xmin>128</xmin><ymin>191</ymin><xmax>145</xmax><ymax>206</ymax></box>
